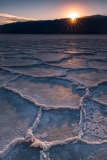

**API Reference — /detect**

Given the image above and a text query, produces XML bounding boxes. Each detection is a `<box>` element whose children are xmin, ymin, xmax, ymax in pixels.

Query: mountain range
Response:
<box><xmin>0</xmin><ymin>15</ymin><xmax>107</xmax><ymax>34</ymax></box>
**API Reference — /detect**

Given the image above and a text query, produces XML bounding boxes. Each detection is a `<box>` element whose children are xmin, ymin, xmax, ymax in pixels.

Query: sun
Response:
<box><xmin>69</xmin><ymin>12</ymin><xmax>78</xmax><ymax>21</ymax></box>
<box><xmin>62</xmin><ymin>11</ymin><xmax>86</xmax><ymax>33</ymax></box>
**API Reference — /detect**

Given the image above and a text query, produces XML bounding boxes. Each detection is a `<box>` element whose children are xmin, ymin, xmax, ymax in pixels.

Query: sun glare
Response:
<box><xmin>62</xmin><ymin>10</ymin><xmax>85</xmax><ymax>34</ymax></box>
<box><xmin>69</xmin><ymin>12</ymin><xmax>78</xmax><ymax>21</ymax></box>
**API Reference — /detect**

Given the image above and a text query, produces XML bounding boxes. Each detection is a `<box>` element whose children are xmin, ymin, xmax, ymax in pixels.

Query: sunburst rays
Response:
<box><xmin>60</xmin><ymin>16</ymin><xmax>89</xmax><ymax>33</ymax></box>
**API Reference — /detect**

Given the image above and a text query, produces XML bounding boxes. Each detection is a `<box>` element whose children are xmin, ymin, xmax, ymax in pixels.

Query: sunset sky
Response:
<box><xmin>0</xmin><ymin>0</ymin><xmax>107</xmax><ymax>25</ymax></box>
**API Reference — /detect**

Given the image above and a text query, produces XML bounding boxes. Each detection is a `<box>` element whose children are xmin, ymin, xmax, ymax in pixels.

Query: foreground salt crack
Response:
<box><xmin>0</xmin><ymin>35</ymin><xmax>107</xmax><ymax>160</ymax></box>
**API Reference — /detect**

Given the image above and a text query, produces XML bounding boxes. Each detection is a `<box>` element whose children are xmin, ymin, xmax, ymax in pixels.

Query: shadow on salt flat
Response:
<box><xmin>0</xmin><ymin>89</ymin><xmax>38</xmax><ymax>150</ymax></box>
<box><xmin>49</xmin><ymin>141</ymin><xmax>107</xmax><ymax>160</ymax></box>
<box><xmin>90</xmin><ymin>82</ymin><xmax>107</xmax><ymax>104</ymax></box>
<box><xmin>34</xmin><ymin>109</ymin><xmax>80</xmax><ymax>141</ymax></box>
<box><xmin>1</xmin><ymin>143</ymin><xmax>40</xmax><ymax>160</ymax></box>
<box><xmin>82</xmin><ymin>99</ymin><xmax>107</xmax><ymax>141</ymax></box>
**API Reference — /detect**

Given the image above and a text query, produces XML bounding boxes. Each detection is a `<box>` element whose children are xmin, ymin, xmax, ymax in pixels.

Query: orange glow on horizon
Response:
<box><xmin>62</xmin><ymin>2</ymin><xmax>86</xmax><ymax>20</ymax></box>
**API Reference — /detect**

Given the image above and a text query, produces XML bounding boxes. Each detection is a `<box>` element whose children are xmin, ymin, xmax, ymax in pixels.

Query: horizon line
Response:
<box><xmin>0</xmin><ymin>14</ymin><xmax>107</xmax><ymax>26</ymax></box>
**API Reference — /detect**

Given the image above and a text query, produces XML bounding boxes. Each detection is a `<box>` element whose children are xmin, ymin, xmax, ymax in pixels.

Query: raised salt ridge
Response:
<box><xmin>0</xmin><ymin>89</ymin><xmax>38</xmax><ymax>150</ymax></box>
<box><xmin>34</xmin><ymin>109</ymin><xmax>80</xmax><ymax>141</ymax></box>
<box><xmin>50</xmin><ymin>57</ymin><xmax>88</xmax><ymax>69</ymax></box>
<box><xmin>65</xmin><ymin>71</ymin><xmax>107</xmax><ymax>87</ymax></box>
<box><xmin>5</xmin><ymin>67</ymin><xmax>66</xmax><ymax>78</ymax></box>
<box><xmin>6</xmin><ymin>76</ymin><xmax>85</xmax><ymax>109</ymax></box>
<box><xmin>0</xmin><ymin>70</ymin><xmax>17</xmax><ymax>88</ymax></box>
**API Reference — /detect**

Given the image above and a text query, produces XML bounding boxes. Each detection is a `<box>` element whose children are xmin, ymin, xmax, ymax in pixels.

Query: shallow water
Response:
<box><xmin>0</xmin><ymin>34</ymin><xmax>107</xmax><ymax>160</ymax></box>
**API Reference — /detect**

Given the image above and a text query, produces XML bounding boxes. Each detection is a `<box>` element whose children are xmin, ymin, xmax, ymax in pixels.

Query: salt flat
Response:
<box><xmin>0</xmin><ymin>34</ymin><xmax>107</xmax><ymax>160</ymax></box>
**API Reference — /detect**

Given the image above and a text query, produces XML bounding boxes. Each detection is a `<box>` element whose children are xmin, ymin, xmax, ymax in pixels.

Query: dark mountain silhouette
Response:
<box><xmin>0</xmin><ymin>15</ymin><xmax>107</xmax><ymax>34</ymax></box>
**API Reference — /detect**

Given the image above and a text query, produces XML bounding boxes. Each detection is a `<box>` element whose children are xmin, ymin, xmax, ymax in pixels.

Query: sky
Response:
<box><xmin>0</xmin><ymin>0</ymin><xmax>107</xmax><ymax>25</ymax></box>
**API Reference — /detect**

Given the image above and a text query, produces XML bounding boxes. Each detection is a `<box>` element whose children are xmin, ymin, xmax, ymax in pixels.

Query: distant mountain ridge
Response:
<box><xmin>0</xmin><ymin>15</ymin><xmax>107</xmax><ymax>34</ymax></box>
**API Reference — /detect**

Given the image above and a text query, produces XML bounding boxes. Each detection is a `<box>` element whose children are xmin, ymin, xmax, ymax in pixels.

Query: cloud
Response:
<box><xmin>0</xmin><ymin>13</ymin><xmax>36</xmax><ymax>24</ymax></box>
